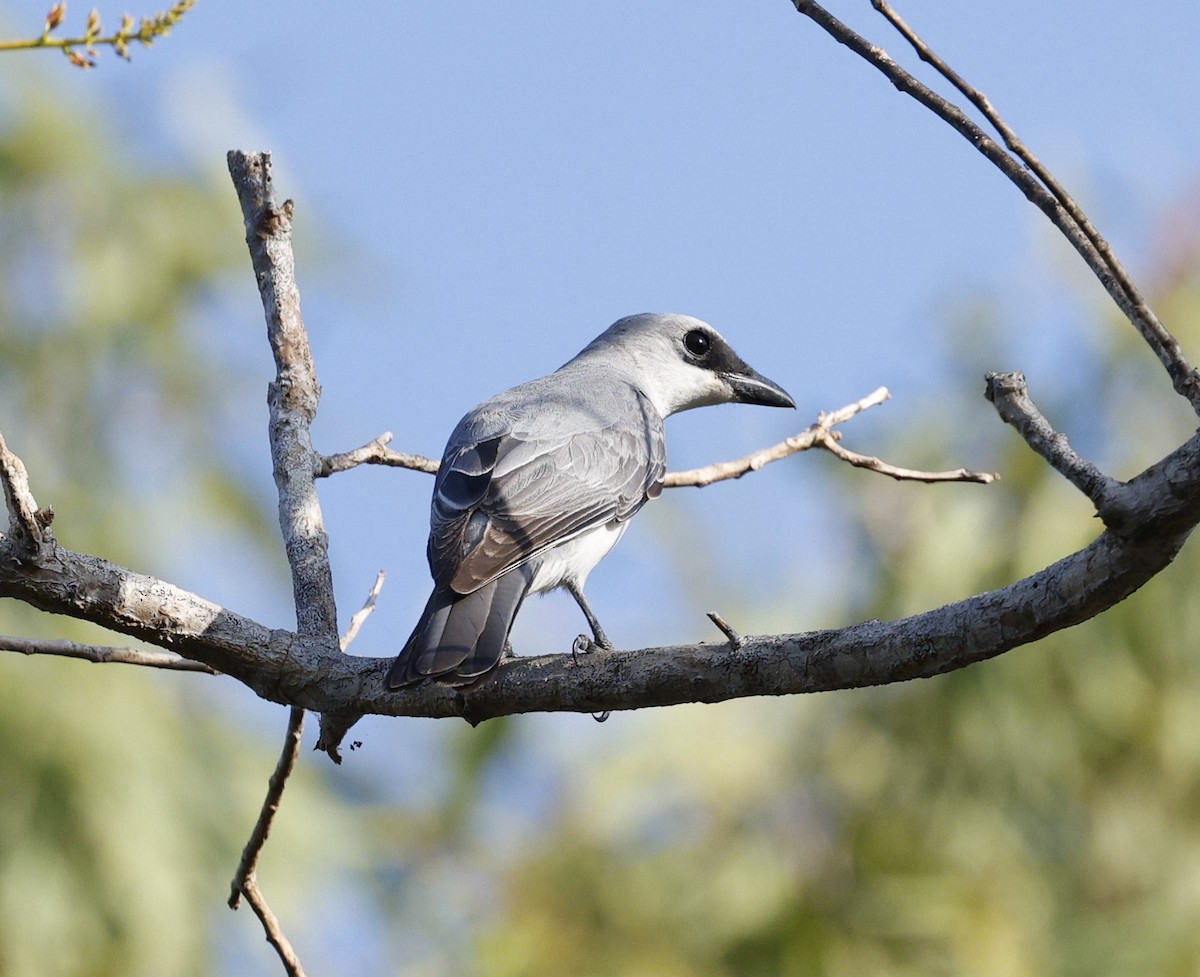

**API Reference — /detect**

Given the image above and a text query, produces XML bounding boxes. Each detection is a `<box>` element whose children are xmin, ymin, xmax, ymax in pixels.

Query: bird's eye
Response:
<box><xmin>683</xmin><ymin>329</ymin><xmax>711</xmax><ymax>358</ymax></box>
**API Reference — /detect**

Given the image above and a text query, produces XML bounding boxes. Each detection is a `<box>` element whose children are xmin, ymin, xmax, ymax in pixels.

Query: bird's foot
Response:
<box><xmin>571</xmin><ymin>634</ymin><xmax>594</xmax><ymax>663</ymax></box>
<box><xmin>569</xmin><ymin>637</ymin><xmax>612</xmax><ymax>722</ymax></box>
<box><xmin>571</xmin><ymin>632</ymin><xmax>613</xmax><ymax>663</ymax></box>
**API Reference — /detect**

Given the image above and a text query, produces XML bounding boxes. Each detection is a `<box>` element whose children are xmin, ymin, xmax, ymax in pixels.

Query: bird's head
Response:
<box><xmin>575</xmin><ymin>312</ymin><xmax>795</xmax><ymax>417</ymax></box>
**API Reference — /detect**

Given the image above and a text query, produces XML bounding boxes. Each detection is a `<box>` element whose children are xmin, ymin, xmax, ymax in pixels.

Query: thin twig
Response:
<box><xmin>872</xmin><ymin>1</ymin><xmax>1149</xmax><ymax>315</ymax></box>
<box><xmin>228</xmin><ymin>705</ymin><xmax>307</xmax><ymax>977</ymax></box>
<box><xmin>706</xmin><ymin>611</ymin><xmax>744</xmax><ymax>651</ymax></box>
<box><xmin>238</xmin><ymin>875</ymin><xmax>308</xmax><ymax>977</ymax></box>
<box><xmin>0</xmin><ymin>1</ymin><xmax>198</xmax><ymax>67</ymax></box>
<box><xmin>229</xmin><ymin>707</ymin><xmax>305</xmax><ymax>908</ymax></box>
<box><xmin>315</xmin><ymin>432</ymin><xmax>439</xmax><ymax>477</ymax></box>
<box><xmin>322</xmin><ymin>386</ymin><xmax>993</xmax><ymax>490</ymax></box>
<box><xmin>0</xmin><ymin>635</ymin><xmax>218</xmax><ymax>672</ymax></box>
<box><xmin>341</xmin><ymin>570</ymin><xmax>387</xmax><ymax>650</ymax></box>
<box><xmin>665</xmin><ymin>385</ymin><xmax>994</xmax><ymax>488</ymax></box>
<box><xmin>815</xmin><ymin>431</ymin><xmax>997</xmax><ymax>484</ymax></box>
<box><xmin>663</xmin><ymin>387</ymin><xmax>889</xmax><ymax>488</ymax></box>
<box><xmin>789</xmin><ymin>0</ymin><xmax>1200</xmax><ymax>411</ymax></box>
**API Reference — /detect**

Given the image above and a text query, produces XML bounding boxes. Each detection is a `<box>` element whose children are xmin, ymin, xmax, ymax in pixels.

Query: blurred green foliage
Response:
<box><xmin>0</xmin><ymin>85</ymin><xmax>359</xmax><ymax>976</ymax></box>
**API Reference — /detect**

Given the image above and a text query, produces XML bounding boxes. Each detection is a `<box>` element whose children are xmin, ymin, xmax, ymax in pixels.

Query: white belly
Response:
<box><xmin>527</xmin><ymin>520</ymin><xmax>629</xmax><ymax>595</ymax></box>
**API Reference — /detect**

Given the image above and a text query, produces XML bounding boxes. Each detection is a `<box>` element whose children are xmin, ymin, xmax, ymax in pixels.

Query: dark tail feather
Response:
<box><xmin>386</xmin><ymin>568</ymin><xmax>530</xmax><ymax>688</ymax></box>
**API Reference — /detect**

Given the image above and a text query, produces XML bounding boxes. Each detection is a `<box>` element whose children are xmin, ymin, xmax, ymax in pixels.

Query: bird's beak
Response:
<box><xmin>724</xmin><ymin>367</ymin><xmax>795</xmax><ymax>409</ymax></box>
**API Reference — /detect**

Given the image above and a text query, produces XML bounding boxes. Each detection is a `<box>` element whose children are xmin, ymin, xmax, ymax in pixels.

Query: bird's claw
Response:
<box><xmin>572</xmin><ymin>634</ymin><xmax>593</xmax><ymax>663</ymax></box>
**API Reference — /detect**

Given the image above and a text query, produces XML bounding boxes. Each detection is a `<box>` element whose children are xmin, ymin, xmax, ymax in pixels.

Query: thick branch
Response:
<box><xmin>3</xmin><ymin>421</ymin><xmax>1198</xmax><ymax>721</ymax></box>
<box><xmin>227</xmin><ymin>151</ymin><xmax>338</xmax><ymax>645</ymax></box>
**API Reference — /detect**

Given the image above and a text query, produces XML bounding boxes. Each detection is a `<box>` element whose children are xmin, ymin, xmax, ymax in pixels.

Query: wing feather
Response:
<box><xmin>427</xmin><ymin>381</ymin><xmax>664</xmax><ymax>594</ymax></box>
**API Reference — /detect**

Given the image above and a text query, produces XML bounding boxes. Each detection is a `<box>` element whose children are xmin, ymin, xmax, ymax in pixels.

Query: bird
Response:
<box><xmin>385</xmin><ymin>312</ymin><xmax>794</xmax><ymax>689</ymax></box>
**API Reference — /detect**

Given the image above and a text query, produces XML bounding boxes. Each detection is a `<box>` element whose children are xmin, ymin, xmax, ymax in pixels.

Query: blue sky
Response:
<box><xmin>6</xmin><ymin>1</ymin><xmax>1200</xmax><ymax>970</ymax></box>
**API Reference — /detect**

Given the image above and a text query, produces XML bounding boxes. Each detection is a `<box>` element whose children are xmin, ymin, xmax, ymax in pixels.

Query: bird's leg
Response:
<box><xmin>565</xmin><ymin>584</ymin><xmax>614</xmax><ymax>723</ymax></box>
<box><xmin>566</xmin><ymin>581</ymin><xmax>613</xmax><ymax>654</ymax></box>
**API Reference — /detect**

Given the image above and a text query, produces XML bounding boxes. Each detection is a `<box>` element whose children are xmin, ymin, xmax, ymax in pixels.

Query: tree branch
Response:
<box><xmin>226</xmin><ymin>149</ymin><xmax>343</xmax><ymax>976</ymax></box>
<box><xmin>322</xmin><ymin>387</ymin><xmax>995</xmax><ymax>491</ymax></box>
<box><xmin>985</xmin><ymin>372</ymin><xmax>1120</xmax><ymax>511</ymax></box>
<box><xmin>788</xmin><ymin>0</ymin><xmax>1200</xmax><ymax>411</ymax></box>
<box><xmin>341</xmin><ymin>570</ymin><xmax>386</xmax><ymax>651</ymax></box>
<box><xmin>228</xmin><ymin>151</ymin><xmax>339</xmax><ymax>648</ymax></box>
<box><xmin>0</xmin><ymin>1</ymin><xmax>197</xmax><ymax>68</ymax></box>
<box><xmin>0</xmin><ymin>427</ymin><xmax>53</xmax><ymax>549</ymax></box>
<box><xmin>315</xmin><ymin>433</ymin><xmax>439</xmax><ymax>477</ymax></box>
<box><xmin>227</xmin><ymin>705</ymin><xmax>308</xmax><ymax>977</ymax></box>
<box><xmin>814</xmin><ymin>431</ymin><xmax>996</xmax><ymax>484</ymax></box>
<box><xmin>4</xmin><ymin>411</ymin><xmax>1198</xmax><ymax>722</ymax></box>
<box><xmin>870</xmin><ymin>0</ymin><xmax>1157</xmax><ymax>337</ymax></box>
<box><xmin>0</xmin><ymin>634</ymin><xmax>218</xmax><ymax>672</ymax></box>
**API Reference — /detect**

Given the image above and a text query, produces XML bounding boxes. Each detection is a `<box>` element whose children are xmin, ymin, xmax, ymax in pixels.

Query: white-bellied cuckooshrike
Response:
<box><xmin>386</xmin><ymin>312</ymin><xmax>794</xmax><ymax>689</ymax></box>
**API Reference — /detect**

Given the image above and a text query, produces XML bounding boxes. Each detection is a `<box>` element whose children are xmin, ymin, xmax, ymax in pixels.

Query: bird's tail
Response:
<box><xmin>386</xmin><ymin>567</ymin><xmax>531</xmax><ymax>688</ymax></box>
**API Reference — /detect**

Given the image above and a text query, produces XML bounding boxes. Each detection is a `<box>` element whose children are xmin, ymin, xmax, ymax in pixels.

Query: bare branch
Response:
<box><xmin>228</xmin><ymin>705</ymin><xmax>308</xmax><ymax>977</ymax></box>
<box><xmin>664</xmin><ymin>386</ymin><xmax>994</xmax><ymax>488</ymax></box>
<box><xmin>815</xmin><ymin>430</ymin><xmax>997</xmax><ymax>484</ymax></box>
<box><xmin>0</xmin><ymin>428</ymin><xmax>52</xmax><ymax>548</ymax></box>
<box><xmin>664</xmin><ymin>387</ymin><xmax>889</xmax><ymax>488</ymax></box>
<box><xmin>320</xmin><ymin>387</ymin><xmax>988</xmax><ymax>491</ymax></box>
<box><xmin>986</xmin><ymin>371</ymin><xmax>1121</xmax><ymax>513</ymax></box>
<box><xmin>0</xmin><ymin>634</ymin><xmax>218</xmax><ymax>673</ymax></box>
<box><xmin>706</xmin><ymin>611</ymin><xmax>744</xmax><ymax>651</ymax></box>
<box><xmin>237</xmin><ymin>875</ymin><xmax>308</xmax><ymax>977</ymax></box>
<box><xmin>341</xmin><ymin>570</ymin><xmax>387</xmax><ymax>651</ymax></box>
<box><xmin>871</xmin><ymin>0</ymin><xmax>1151</xmax><ymax>317</ymax></box>
<box><xmin>315</xmin><ymin>433</ymin><xmax>440</xmax><ymax>477</ymax></box>
<box><xmin>788</xmin><ymin>0</ymin><xmax>1200</xmax><ymax>411</ymax></box>
<box><xmin>228</xmin><ymin>151</ymin><xmax>339</xmax><ymax>645</ymax></box>
<box><xmin>228</xmin><ymin>149</ymin><xmax>342</xmax><ymax>974</ymax></box>
<box><xmin>6</xmin><ymin>408</ymin><xmax>1199</xmax><ymax>722</ymax></box>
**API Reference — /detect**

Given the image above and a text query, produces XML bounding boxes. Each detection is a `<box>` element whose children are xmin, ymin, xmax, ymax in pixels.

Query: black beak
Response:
<box><xmin>724</xmin><ymin>368</ymin><xmax>795</xmax><ymax>409</ymax></box>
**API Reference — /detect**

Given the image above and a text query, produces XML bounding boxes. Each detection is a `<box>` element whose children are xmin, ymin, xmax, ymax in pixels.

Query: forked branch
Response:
<box><xmin>316</xmin><ymin>386</ymin><xmax>995</xmax><ymax>490</ymax></box>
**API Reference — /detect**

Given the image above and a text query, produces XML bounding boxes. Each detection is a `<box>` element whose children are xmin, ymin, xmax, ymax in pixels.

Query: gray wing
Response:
<box><xmin>428</xmin><ymin>378</ymin><xmax>665</xmax><ymax>595</ymax></box>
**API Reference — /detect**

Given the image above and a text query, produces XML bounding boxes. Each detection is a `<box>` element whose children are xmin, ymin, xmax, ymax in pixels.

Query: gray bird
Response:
<box><xmin>386</xmin><ymin>312</ymin><xmax>794</xmax><ymax>689</ymax></box>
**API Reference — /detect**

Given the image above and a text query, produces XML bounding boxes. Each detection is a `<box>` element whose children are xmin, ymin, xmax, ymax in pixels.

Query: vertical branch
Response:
<box><xmin>227</xmin><ymin>705</ymin><xmax>308</xmax><ymax>977</ymax></box>
<box><xmin>227</xmin><ymin>151</ymin><xmax>339</xmax><ymax>639</ymax></box>
<box><xmin>0</xmin><ymin>429</ymin><xmax>53</xmax><ymax>549</ymax></box>
<box><xmin>225</xmin><ymin>150</ymin><xmax>345</xmax><ymax>977</ymax></box>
